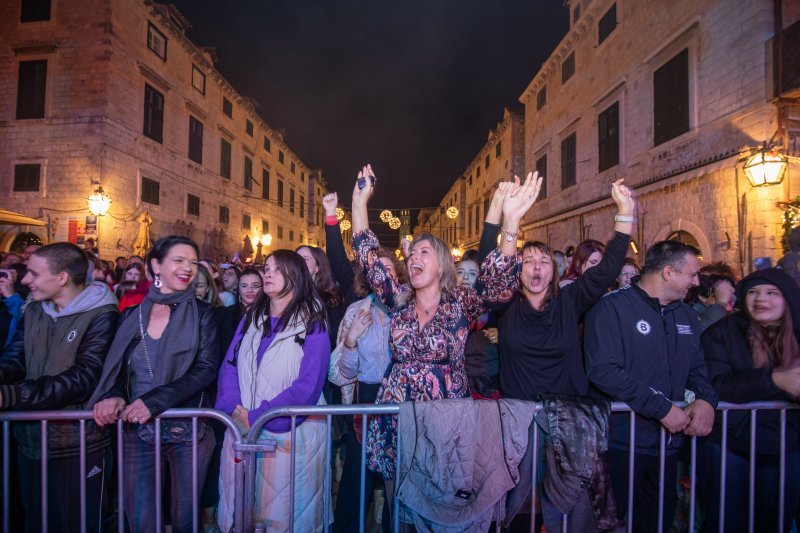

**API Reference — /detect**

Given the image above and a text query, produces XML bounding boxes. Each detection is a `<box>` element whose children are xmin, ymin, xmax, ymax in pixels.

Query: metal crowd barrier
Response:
<box><xmin>249</xmin><ymin>400</ymin><xmax>800</xmax><ymax>533</ymax></box>
<box><xmin>0</xmin><ymin>408</ymin><xmax>243</xmax><ymax>533</ymax></box>
<box><xmin>1</xmin><ymin>401</ymin><xmax>797</xmax><ymax>533</ymax></box>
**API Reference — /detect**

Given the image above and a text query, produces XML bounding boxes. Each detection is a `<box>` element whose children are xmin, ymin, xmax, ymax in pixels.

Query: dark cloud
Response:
<box><xmin>170</xmin><ymin>0</ymin><xmax>569</xmax><ymax>220</ymax></box>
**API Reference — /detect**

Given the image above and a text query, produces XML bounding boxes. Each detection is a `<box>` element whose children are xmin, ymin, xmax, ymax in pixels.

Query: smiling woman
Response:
<box><xmin>88</xmin><ymin>235</ymin><xmax>220</xmax><ymax>533</ymax></box>
<box><xmin>348</xmin><ymin>165</ymin><xmax>539</xmax><ymax>487</ymax></box>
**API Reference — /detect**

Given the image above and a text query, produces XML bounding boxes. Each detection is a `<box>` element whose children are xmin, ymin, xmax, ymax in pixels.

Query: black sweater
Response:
<box><xmin>499</xmin><ymin>231</ymin><xmax>630</xmax><ymax>401</ymax></box>
<box><xmin>702</xmin><ymin>312</ymin><xmax>799</xmax><ymax>455</ymax></box>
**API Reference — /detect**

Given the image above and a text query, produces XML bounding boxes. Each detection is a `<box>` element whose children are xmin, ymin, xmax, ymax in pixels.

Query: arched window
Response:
<box><xmin>10</xmin><ymin>232</ymin><xmax>43</xmax><ymax>252</ymax></box>
<box><xmin>667</xmin><ymin>230</ymin><xmax>703</xmax><ymax>261</ymax></box>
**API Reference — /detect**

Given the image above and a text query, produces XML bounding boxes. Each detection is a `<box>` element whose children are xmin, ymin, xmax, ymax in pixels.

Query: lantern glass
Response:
<box><xmin>744</xmin><ymin>149</ymin><xmax>788</xmax><ymax>187</ymax></box>
<box><xmin>87</xmin><ymin>187</ymin><xmax>112</xmax><ymax>216</ymax></box>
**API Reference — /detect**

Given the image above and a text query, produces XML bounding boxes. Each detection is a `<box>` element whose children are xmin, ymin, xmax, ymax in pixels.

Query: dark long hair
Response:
<box><xmin>297</xmin><ymin>245</ymin><xmax>342</xmax><ymax>308</ymax></box>
<box><xmin>562</xmin><ymin>239</ymin><xmax>605</xmax><ymax>282</ymax></box>
<box><xmin>244</xmin><ymin>249</ymin><xmax>327</xmax><ymax>336</ymax></box>
<box><xmin>746</xmin><ymin>300</ymin><xmax>800</xmax><ymax>370</ymax></box>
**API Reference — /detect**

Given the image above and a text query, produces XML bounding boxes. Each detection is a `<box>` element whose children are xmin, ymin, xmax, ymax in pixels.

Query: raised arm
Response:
<box><xmin>350</xmin><ymin>164</ymin><xmax>408</xmax><ymax>308</ymax></box>
<box><xmin>323</xmin><ymin>192</ymin><xmax>356</xmax><ymax>303</ymax></box>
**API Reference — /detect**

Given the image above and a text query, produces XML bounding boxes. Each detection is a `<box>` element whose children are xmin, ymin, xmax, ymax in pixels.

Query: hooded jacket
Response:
<box><xmin>585</xmin><ymin>284</ymin><xmax>719</xmax><ymax>454</ymax></box>
<box><xmin>701</xmin><ymin>268</ymin><xmax>800</xmax><ymax>455</ymax></box>
<box><xmin>0</xmin><ymin>281</ymin><xmax>119</xmax><ymax>458</ymax></box>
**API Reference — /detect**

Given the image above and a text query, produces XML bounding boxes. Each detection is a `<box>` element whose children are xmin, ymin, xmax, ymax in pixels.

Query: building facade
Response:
<box><xmin>518</xmin><ymin>0</ymin><xmax>799</xmax><ymax>274</ymax></box>
<box><xmin>415</xmin><ymin>107</ymin><xmax>525</xmax><ymax>251</ymax></box>
<box><xmin>0</xmin><ymin>0</ymin><xmax>325</xmax><ymax>260</ymax></box>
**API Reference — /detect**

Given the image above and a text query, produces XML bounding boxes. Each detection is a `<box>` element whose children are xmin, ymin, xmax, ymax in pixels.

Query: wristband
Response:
<box><xmin>614</xmin><ymin>214</ymin><xmax>636</xmax><ymax>223</ymax></box>
<box><xmin>325</xmin><ymin>215</ymin><xmax>339</xmax><ymax>226</ymax></box>
<box><xmin>500</xmin><ymin>227</ymin><xmax>518</xmax><ymax>242</ymax></box>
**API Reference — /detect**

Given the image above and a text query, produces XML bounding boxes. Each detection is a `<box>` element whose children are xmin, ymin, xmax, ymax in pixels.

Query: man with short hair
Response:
<box><xmin>585</xmin><ymin>240</ymin><xmax>718</xmax><ymax>533</ymax></box>
<box><xmin>0</xmin><ymin>242</ymin><xmax>118</xmax><ymax>532</ymax></box>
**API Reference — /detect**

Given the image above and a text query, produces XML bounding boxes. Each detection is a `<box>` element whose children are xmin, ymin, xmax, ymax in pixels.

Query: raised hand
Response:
<box><xmin>611</xmin><ymin>179</ymin><xmax>635</xmax><ymax>216</ymax></box>
<box><xmin>501</xmin><ymin>172</ymin><xmax>543</xmax><ymax>224</ymax></box>
<box><xmin>351</xmin><ymin>164</ymin><xmax>375</xmax><ymax>207</ymax></box>
<box><xmin>322</xmin><ymin>192</ymin><xmax>338</xmax><ymax>217</ymax></box>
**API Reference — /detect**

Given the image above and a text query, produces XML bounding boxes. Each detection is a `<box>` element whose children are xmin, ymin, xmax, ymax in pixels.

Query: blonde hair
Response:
<box><xmin>396</xmin><ymin>232</ymin><xmax>456</xmax><ymax>307</ymax></box>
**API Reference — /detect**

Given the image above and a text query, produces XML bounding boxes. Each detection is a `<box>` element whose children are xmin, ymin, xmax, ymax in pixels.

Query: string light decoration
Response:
<box><xmin>340</xmin><ymin>219</ymin><xmax>352</xmax><ymax>231</ymax></box>
<box><xmin>446</xmin><ymin>206</ymin><xmax>459</xmax><ymax>219</ymax></box>
<box><xmin>380</xmin><ymin>210</ymin><xmax>393</xmax><ymax>223</ymax></box>
<box><xmin>389</xmin><ymin>217</ymin><xmax>401</xmax><ymax>230</ymax></box>
<box><xmin>404</xmin><ymin>234</ymin><xmax>413</xmax><ymax>241</ymax></box>
<box><xmin>780</xmin><ymin>197</ymin><xmax>800</xmax><ymax>254</ymax></box>
<box><xmin>335</xmin><ymin>207</ymin><xmax>345</xmax><ymax>220</ymax></box>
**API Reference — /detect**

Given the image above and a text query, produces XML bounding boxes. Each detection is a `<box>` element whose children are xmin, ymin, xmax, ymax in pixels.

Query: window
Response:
<box><xmin>484</xmin><ymin>155</ymin><xmax>490</xmax><ymax>169</ymax></box>
<box><xmin>561</xmin><ymin>133</ymin><xmax>576</xmax><ymax>189</ymax></box>
<box><xmin>290</xmin><ymin>161</ymin><xmax>296</xmax><ymax>174</ymax></box>
<box><xmin>277</xmin><ymin>179</ymin><xmax>284</xmax><ymax>207</ymax></box>
<box><xmin>598</xmin><ymin>3</ymin><xmax>617</xmax><ymax>44</ymax></box>
<box><xmin>262</xmin><ymin>219</ymin><xmax>269</xmax><ymax>234</ymax></box>
<box><xmin>476</xmin><ymin>166</ymin><xmax>481</xmax><ymax>178</ymax></box>
<box><xmin>191</xmin><ymin>65</ymin><xmax>205</xmax><ymax>94</ymax></box>
<box><xmin>562</xmin><ymin>52</ymin><xmax>575</xmax><ymax>84</ymax></box>
<box><xmin>245</xmin><ymin>120</ymin><xmax>253</xmax><ymax>137</ymax></box>
<box><xmin>262</xmin><ymin>169</ymin><xmax>270</xmax><ymax>200</ymax></box>
<box><xmin>187</xmin><ymin>194</ymin><xmax>200</xmax><ymax>216</ymax></box>
<box><xmin>16</xmin><ymin>60</ymin><xmax>47</xmax><ymax>119</ymax></box>
<box><xmin>301</xmin><ymin>171</ymin><xmax>305</xmax><ymax>182</ymax></box>
<box><xmin>219</xmin><ymin>206</ymin><xmax>229</xmax><ymax>224</ymax></box>
<box><xmin>289</xmin><ymin>188</ymin><xmax>295</xmax><ymax>214</ymax></box>
<box><xmin>467</xmin><ymin>208</ymin><xmax>472</xmax><ymax>236</ymax></box>
<box><xmin>143</xmin><ymin>84</ymin><xmax>164</xmax><ymax>143</ymax></box>
<box><xmin>289</xmin><ymin>230</ymin><xmax>295</xmax><ymax>242</ymax></box>
<box><xmin>536</xmin><ymin>87</ymin><xmax>546</xmax><ymax>110</ymax></box>
<box><xmin>535</xmin><ymin>154</ymin><xmax>548</xmax><ymax>199</ymax></box>
<box><xmin>300</xmin><ymin>194</ymin><xmax>305</xmax><ymax>218</ymax></box>
<box><xmin>573</xmin><ymin>3</ymin><xmax>581</xmax><ymax>24</ymax></box>
<box><xmin>277</xmin><ymin>226</ymin><xmax>283</xmax><ymax>239</ymax></box>
<box><xmin>467</xmin><ymin>175</ymin><xmax>473</xmax><ymax>187</ymax></box>
<box><xmin>242</xmin><ymin>213</ymin><xmax>251</xmax><ymax>231</ymax></box>
<box><xmin>141</xmin><ymin>177</ymin><xmax>160</xmax><ymax>205</ymax></box>
<box><xmin>263</xmin><ymin>136</ymin><xmax>271</xmax><ymax>152</ymax></box>
<box><xmin>222</xmin><ymin>97</ymin><xmax>232</xmax><ymax>118</ymax></box>
<box><xmin>278</xmin><ymin>150</ymin><xmax>285</xmax><ymax>164</ymax></box>
<box><xmin>13</xmin><ymin>164</ymin><xmax>40</xmax><ymax>191</ymax></box>
<box><xmin>21</xmin><ymin>0</ymin><xmax>51</xmax><ymax>22</ymax></box>
<box><xmin>243</xmin><ymin>155</ymin><xmax>253</xmax><ymax>191</ymax></box>
<box><xmin>474</xmin><ymin>204</ymin><xmax>480</xmax><ymax>234</ymax></box>
<box><xmin>598</xmin><ymin>101</ymin><xmax>620</xmax><ymax>171</ymax></box>
<box><xmin>219</xmin><ymin>138</ymin><xmax>232</xmax><ymax>179</ymax></box>
<box><xmin>188</xmin><ymin>116</ymin><xmax>203</xmax><ymax>164</ymax></box>
<box><xmin>299</xmin><ymin>233</ymin><xmax>304</xmax><ymax>243</ymax></box>
<box><xmin>653</xmin><ymin>48</ymin><xmax>689</xmax><ymax>146</ymax></box>
<box><xmin>147</xmin><ymin>22</ymin><xmax>167</xmax><ymax>61</ymax></box>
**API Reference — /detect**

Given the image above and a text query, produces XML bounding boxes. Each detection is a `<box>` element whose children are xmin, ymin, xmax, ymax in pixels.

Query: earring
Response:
<box><xmin>153</xmin><ymin>273</ymin><xmax>163</xmax><ymax>288</ymax></box>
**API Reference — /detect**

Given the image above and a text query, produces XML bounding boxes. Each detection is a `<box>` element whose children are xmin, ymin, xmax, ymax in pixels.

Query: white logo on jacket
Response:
<box><xmin>676</xmin><ymin>324</ymin><xmax>693</xmax><ymax>335</ymax></box>
<box><xmin>66</xmin><ymin>330</ymin><xmax>77</xmax><ymax>343</ymax></box>
<box><xmin>635</xmin><ymin>320</ymin><xmax>651</xmax><ymax>335</ymax></box>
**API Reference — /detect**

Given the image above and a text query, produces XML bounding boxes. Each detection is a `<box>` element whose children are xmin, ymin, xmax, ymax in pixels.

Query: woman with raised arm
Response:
<box><xmin>350</xmin><ymin>164</ymin><xmax>540</xmax><ymax>483</ymax></box>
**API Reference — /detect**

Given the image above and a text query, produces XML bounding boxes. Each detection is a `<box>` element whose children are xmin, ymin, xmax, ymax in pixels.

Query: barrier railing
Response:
<box><xmin>0</xmin><ymin>408</ymin><xmax>243</xmax><ymax>533</ymax></box>
<box><xmin>249</xmin><ymin>401</ymin><xmax>800</xmax><ymax>533</ymax></box>
<box><xmin>1</xmin><ymin>401</ymin><xmax>797</xmax><ymax>532</ymax></box>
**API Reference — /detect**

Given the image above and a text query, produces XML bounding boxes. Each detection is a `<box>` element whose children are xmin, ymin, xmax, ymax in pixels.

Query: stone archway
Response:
<box><xmin>650</xmin><ymin>219</ymin><xmax>712</xmax><ymax>261</ymax></box>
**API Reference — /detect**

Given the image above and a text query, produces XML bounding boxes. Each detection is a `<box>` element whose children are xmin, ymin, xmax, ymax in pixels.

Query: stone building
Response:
<box><xmin>517</xmin><ymin>0</ymin><xmax>800</xmax><ymax>274</ymax></box>
<box><xmin>415</xmin><ymin>107</ymin><xmax>525</xmax><ymax>251</ymax></box>
<box><xmin>0</xmin><ymin>0</ymin><xmax>326</xmax><ymax>260</ymax></box>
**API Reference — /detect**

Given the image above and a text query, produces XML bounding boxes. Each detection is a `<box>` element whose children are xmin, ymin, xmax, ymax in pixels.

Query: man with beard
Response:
<box><xmin>585</xmin><ymin>240</ymin><xmax>718</xmax><ymax>533</ymax></box>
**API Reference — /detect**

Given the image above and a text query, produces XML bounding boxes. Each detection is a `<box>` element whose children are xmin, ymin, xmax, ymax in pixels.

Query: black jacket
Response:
<box><xmin>702</xmin><ymin>311</ymin><xmax>800</xmax><ymax>455</ymax></box>
<box><xmin>0</xmin><ymin>305</ymin><xmax>118</xmax><ymax>410</ymax></box>
<box><xmin>102</xmin><ymin>299</ymin><xmax>220</xmax><ymax>416</ymax></box>
<box><xmin>585</xmin><ymin>284</ymin><xmax>719</xmax><ymax>454</ymax></box>
<box><xmin>325</xmin><ymin>221</ymin><xmax>358</xmax><ymax>349</ymax></box>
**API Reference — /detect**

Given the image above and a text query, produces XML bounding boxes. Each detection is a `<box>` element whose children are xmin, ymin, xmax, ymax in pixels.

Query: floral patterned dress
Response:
<box><xmin>353</xmin><ymin>229</ymin><xmax>518</xmax><ymax>479</ymax></box>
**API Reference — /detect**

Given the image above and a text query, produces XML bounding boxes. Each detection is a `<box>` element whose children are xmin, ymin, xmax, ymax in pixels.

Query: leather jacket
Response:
<box><xmin>0</xmin><ymin>305</ymin><xmax>119</xmax><ymax>410</ymax></box>
<box><xmin>101</xmin><ymin>299</ymin><xmax>220</xmax><ymax>416</ymax></box>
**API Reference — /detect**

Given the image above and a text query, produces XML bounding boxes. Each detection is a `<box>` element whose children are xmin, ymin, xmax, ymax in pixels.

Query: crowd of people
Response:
<box><xmin>0</xmin><ymin>166</ymin><xmax>798</xmax><ymax>532</ymax></box>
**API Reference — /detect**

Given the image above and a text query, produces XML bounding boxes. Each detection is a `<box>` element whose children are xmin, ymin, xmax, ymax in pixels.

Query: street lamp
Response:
<box><xmin>743</xmin><ymin>148</ymin><xmax>788</xmax><ymax>187</ymax></box>
<box><xmin>87</xmin><ymin>186</ymin><xmax>112</xmax><ymax>216</ymax></box>
<box><xmin>261</xmin><ymin>233</ymin><xmax>273</xmax><ymax>247</ymax></box>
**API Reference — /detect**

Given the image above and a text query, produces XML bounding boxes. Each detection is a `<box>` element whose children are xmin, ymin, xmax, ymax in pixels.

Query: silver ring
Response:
<box><xmin>133</xmin><ymin>417</ymin><xmax>140</xmax><ymax>423</ymax></box>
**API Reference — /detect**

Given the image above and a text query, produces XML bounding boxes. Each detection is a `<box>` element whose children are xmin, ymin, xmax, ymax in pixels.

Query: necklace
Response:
<box><xmin>417</xmin><ymin>300</ymin><xmax>438</xmax><ymax>317</ymax></box>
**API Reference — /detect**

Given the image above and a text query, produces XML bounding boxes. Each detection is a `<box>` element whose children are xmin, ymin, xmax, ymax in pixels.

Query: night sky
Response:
<box><xmin>170</xmin><ymin>1</ymin><xmax>569</xmax><ymax>227</ymax></box>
